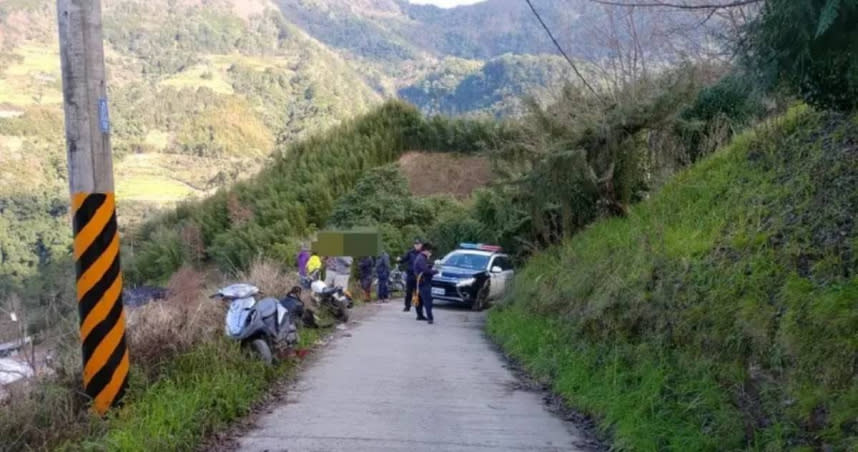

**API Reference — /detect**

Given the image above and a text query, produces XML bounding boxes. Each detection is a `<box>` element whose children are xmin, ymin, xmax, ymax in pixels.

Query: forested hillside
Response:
<box><xmin>398</xmin><ymin>54</ymin><xmax>575</xmax><ymax>117</ymax></box>
<box><xmin>0</xmin><ymin>0</ymin><xmax>588</xmax><ymax>298</ymax></box>
<box><xmin>125</xmin><ymin>101</ymin><xmax>506</xmax><ymax>283</ymax></box>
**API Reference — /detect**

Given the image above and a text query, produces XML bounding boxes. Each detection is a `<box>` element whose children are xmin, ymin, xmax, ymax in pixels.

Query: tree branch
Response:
<box><xmin>585</xmin><ymin>0</ymin><xmax>762</xmax><ymax>10</ymax></box>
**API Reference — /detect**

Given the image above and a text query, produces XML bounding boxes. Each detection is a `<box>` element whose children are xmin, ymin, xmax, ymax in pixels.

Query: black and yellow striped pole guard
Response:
<box><xmin>72</xmin><ymin>192</ymin><xmax>129</xmax><ymax>415</ymax></box>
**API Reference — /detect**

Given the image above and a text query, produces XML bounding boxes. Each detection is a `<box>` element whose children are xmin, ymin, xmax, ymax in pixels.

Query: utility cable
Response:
<box><xmin>525</xmin><ymin>0</ymin><xmax>600</xmax><ymax>97</ymax></box>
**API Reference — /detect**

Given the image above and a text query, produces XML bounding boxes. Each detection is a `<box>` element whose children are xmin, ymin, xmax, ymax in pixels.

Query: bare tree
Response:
<box><xmin>583</xmin><ymin>0</ymin><xmax>762</xmax><ymax>54</ymax></box>
<box><xmin>586</xmin><ymin>0</ymin><xmax>762</xmax><ymax>9</ymax></box>
<box><xmin>542</xmin><ymin>0</ymin><xmax>763</xmax><ymax>95</ymax></box>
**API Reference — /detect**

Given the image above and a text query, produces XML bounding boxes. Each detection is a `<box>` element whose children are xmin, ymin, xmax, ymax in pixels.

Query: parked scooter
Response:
<box><xmin>211</xmin><ymin>283</ymin><xmax>299</xmax><ymax>364</ymax></box>
<box><xmin>387</xmin><ymin>268</ymin><xmax>406</xmax><ymax>294</ymax></box>
<box><xmin>309</xmin><ymin>280</ymin><xmax>352</xmax><ymax>323</ymax></box>
<box><xmin>371</xmin><ymin>268</ymin><xmax>405</xmax><ymax>294</ymax></box>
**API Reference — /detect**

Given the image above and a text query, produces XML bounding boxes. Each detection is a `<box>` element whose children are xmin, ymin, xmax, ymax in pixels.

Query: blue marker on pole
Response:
<box><xmin>98</xmin><ymin>98</ymin><xmax>110</xmax><ymax>134</ymax></box>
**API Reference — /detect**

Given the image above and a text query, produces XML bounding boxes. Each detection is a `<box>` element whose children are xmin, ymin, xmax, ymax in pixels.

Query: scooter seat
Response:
<box><xmin>255</xmin><ymin>298</ymin><xmax>279</xmax><ymax>318</ymax></box>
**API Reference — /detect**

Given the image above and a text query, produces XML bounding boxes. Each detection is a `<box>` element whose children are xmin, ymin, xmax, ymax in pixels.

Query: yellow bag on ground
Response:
<box><xmin>412</xmin><ymin>274</ymin><xmax>422</xmax><ymax>306</ymax></box>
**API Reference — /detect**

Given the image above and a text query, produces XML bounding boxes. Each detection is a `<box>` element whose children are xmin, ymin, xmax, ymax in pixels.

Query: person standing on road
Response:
<box><xmin>398</xmin><ymin>239</ymin><xmax>423</xmax><ymax>312</ymax></box>
<box><xmin>376</xmin><ymin>250</ymin><xmax>391</xmax><ymax>303</ymax></box>
<box><xmin>414</xmin><ymin>243</ymin><xmax>438</xmax><ymax>324</ymax></box>
<box><xmin>358</xmin><ymin>256</ymin><xmax>374</xmax><ymax>302</ymax></box>
<box><xmin>325</xmin><ymin>256</ymin><xmax>353</xmax><ymax>289</ymax></box>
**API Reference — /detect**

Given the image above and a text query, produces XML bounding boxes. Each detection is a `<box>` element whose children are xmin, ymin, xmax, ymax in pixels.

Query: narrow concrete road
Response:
<box><xmin>237</xmin><ymin>302</ymin><xmax>588</xmax><ymax>452</ymax></box>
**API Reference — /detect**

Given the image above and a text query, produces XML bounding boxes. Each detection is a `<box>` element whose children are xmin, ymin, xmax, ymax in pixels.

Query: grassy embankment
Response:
<box><xmin>70</xmin><ymin>330</ymin><xmax>325</xmax><ymax>452</ymax></box>
<box><xmin>1</xmin><ymin>261</ymin><xmax>329</xmax><ymax>452</ymax></box>
<box><xmin>488</xmin><ymin>108</ymin><xmax>857</xmax><ymax>450</ymax></box>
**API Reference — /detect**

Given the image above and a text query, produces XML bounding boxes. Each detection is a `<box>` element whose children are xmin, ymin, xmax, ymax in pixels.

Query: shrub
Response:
<box><xmin>426</xmin><ymin>212</ymin><xmax>484</xmax><ymax>255</ymax></box>
<box><xmin>676</xmin><ymin>72</ymin><xmax>768</xmax><ymax>162</ymax></box>
<box><xmin>745</xmin><ymin>0</ymin><xmax>858</xmax><ymax>111</ymax></box>
<box><xmin>127</xmin><ymin>226</ymin><xmax>187</xmax><ymax>284</ymax></box>
<box><xmin>235</xmin><ymin>257</ymin><xmax>298</xmax><ymax>297</ymax></box>
<box><xmin>126</xmin><ymin>266</ymin><xmax>222</xmax><ymax>374</ymax></box>
<box><xmin>490</xmin><ymin>108</ymin><xmax>858</xmax><ymax>449</ymax></box>
<box><xmin>682</xmin><ymin>72</ymin><xmax>765</xmax><ymax>126</ymax></box>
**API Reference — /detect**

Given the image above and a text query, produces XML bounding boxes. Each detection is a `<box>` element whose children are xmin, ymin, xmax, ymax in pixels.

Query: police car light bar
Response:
<box><xmin>459</xmin><ymin>243</ymin><xmax>502</xmax><ymax>252</ymax></box>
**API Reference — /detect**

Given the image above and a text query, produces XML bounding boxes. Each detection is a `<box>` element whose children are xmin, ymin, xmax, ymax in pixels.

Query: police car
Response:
<box><xmin>430</xmin><ymin>243</ymin><xmax>514</xmax><ymax>310</ymax></box>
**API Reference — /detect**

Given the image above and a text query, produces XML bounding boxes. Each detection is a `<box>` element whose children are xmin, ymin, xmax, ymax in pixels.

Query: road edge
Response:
<box><xmin>199</xmin><ymin>302</ymin><xmax>384</xmax><ymax>451</ymax></box>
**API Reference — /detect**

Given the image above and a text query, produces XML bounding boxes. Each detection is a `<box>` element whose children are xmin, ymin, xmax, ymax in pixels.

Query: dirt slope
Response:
<box><xmin>398</xmin><ymin>151</ymin><xmax>492</xmax><ymax>199</ymax></box>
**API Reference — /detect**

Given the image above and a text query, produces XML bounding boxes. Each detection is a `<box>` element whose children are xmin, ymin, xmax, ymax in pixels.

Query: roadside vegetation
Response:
<box><xmin>0</xmin><ymin>259</ymin><xmax>325</xmax><ymax>451</ymax></box>
<box><xmin>485</xmin><ymin>2</ymin><xmax>857</xmax><ymax>450</ymax></box>
<box><xmin>489</xmin><ymin>107</ymin><xmax>857</xmax><ymax>450</ymax></box>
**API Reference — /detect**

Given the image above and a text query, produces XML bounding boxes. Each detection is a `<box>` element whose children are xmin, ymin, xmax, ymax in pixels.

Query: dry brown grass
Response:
<box><xmin>0</xmin><ymin>259</ymin><xmax>312</xmax><ymax>450</ymax></box>
<box><xmin>1</xmin><ymin>265</ymin><xmax>225</xmax><ymax>449</ymax></box>
<box><xmin>235</xmin><ymin>257</ymin><xmax>299</xmax><ymax>299</ymax></box>
<box><xmin>0</xmin><ymin>316</ymin><xmax>99</xmax><ymax>451</ymax></box>
<box><xmin>0</xmin><ymin>374</ymin><xmax>101</xmax><ymax>451</ymax></box>
<box><xmin>0</xmin><ymin>261</ymin><xmax>306</xmax><ymax>449</ymax></box>
<box><xmin>126</xmin><ymin>266</ymin><xmax>223</xmax><ymax>374</ymax></box>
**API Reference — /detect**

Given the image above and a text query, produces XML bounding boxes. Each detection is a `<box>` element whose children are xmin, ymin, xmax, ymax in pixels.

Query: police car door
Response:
<box><xmin>493</xmin><ymin>256</ymin><xmax>516</xmax><ymax>300</ymax></box>
<box><xmin>488</xmin><ymin>255</ymin><xmax>506</xmax><ymax>299</ymax></box>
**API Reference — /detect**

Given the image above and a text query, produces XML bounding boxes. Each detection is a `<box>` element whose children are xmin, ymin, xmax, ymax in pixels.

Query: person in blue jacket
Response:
<box><xmin>358</xmin><ymin>256</ymin><xmax>375</xmax><ymax>302</ymax></box>
<box><xmin>413</xmin><ymin>242</ymin><xmax>438</xmax><ymax>324</ymax></box>
<box><xmin>376</xmin><ymin>250</ymin><xmax>391</xmax><ymax>303</ymax></box>
<box><xmin>398</xmin><ymin>239</ymin><xmax>423</xmax><ymax>312</ymax></box>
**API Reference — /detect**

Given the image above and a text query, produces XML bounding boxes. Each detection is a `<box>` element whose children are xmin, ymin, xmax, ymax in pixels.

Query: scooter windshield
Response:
<box><xmin>226</xmin><ymin>297</ymin><xmax>256</xmax><ymax>337</ymax></box>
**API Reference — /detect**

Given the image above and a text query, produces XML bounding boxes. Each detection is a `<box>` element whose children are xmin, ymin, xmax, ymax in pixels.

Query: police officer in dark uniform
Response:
<box><xmin>398</xmin><ymin>238</ymin><xmax>423</xmax><ymax>312</ymax></box>
<box><xmin>413</xmin><ymin>242</ymin><xmax>438</xmax><ymax>324</ymax></box>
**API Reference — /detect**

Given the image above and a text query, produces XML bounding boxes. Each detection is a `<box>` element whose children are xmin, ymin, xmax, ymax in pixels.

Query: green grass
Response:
<box><xmin>0</xmin><ymin>44</ymin><xmax>62</xmax><ymax>106</ymax></box>
<box><xmin>5</xmin><ymin>44</ymin><xmax>59</xmax><ymax>76</ymax></box>
<box><xmin>160</xmin><ymin>64</ymin><xmax>235</xmax><ymax>95</ymax></box>
<box><xmin>116</xmin><ymin>175</ymin><xmax>197</xmax><ymax>203</ymax></box>
<box><xmin>65</xmin><ymin>329</ymin><xmax>330</xmax><ymax>452</ymax></box>
<box><xmin>488</xmin><ymin>107</ymin><xmax>858</xmax><ymax>451</ymax></box>
<box><xmin>143</xmin><ymin>130</ymin><xmax>171</xmax><ymax>151</ymax></box>
<box><xmin>209</xmin><ymin>54</ymin><xmax>291</xmax><ymax>72</ymax></box>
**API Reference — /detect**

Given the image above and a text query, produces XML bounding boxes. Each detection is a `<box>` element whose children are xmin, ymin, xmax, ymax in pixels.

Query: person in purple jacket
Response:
<box><xmin>296</xmin><ymin>245</ymin><xmax>310</xmax><ymax>276</ymax></box>
<box><xmin>413</xmin><ymin>242</ymin><xmax>439</xmax><ymax>324</ymax></box>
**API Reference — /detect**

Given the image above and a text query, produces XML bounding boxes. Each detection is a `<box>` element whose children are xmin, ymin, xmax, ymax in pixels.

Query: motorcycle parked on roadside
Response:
<box><xmin>387</xmin><ymin>268</ymin><xmax>406</xmax><ymax>294</ymax></box>
<box><xmin>211</xmin><ymin>283</ymin><xmax>299</xmax><ymax>364</ymax></box>
<box><xmin>372</xmin><ymin>268</ymin><xmax>406</xmax><ymax>295</ymax></box>
<box><xmin>309</xmin><ymin>280</ymin><xmax>352</xmax><ymax>323</ymax></box>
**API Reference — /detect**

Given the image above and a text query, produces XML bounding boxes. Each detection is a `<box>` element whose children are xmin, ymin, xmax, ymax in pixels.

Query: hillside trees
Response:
<box><xmin>431</xmin><ymin>64</ymin><xmax>765</xmax><ymax>260</ymax></box>
<box><xmin>583</xmin><ymin>0</ymin><xmax>858</xmax><ymax>112</ymax></box>
<box><xmin>328</xmin><ymin>164</ymin><xmax>464</xmax><ymax>253</ymax></box>
<box><xmin>126</xmin><ymin>101</ymin><xmax>504</xmax><ymax>283</ymax></box>
<box><xmin>745</xmin><ymin>0</ymin><xmax>858</xmax><ymax>111</ymax></box>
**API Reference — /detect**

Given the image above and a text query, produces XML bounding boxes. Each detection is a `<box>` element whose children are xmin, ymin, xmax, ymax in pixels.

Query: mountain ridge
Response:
<box><xmin>0</xmin><ymin>0</ymin><xmax>578</xmax><ymax>288</ymax></box>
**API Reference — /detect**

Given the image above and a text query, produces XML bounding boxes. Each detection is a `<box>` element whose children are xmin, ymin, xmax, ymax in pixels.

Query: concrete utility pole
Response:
<box><xmin>57</xmin><ymin>0</ymin><xmax>129</xmax><ymax>415</ymax></box>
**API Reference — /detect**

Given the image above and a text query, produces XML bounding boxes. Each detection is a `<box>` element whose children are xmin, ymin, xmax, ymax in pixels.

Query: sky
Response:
<box><xmin>408</xmin><ymin>0</ymin><xmax>487</xmax><ymax>8</ymax></box>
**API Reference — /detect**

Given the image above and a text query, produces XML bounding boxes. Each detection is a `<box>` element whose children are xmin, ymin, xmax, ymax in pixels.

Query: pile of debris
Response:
<box><xmin>0</xmin><ymin>318</ymin><xmax>34</xmax><ymax>400</ymax></box>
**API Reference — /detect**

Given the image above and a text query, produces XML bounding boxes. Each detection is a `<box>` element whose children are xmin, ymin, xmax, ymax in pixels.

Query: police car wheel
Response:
<box><xmin>472</xmin><ymin>282</ymin><xmax>489</xmax><ymax>311</ymax></box>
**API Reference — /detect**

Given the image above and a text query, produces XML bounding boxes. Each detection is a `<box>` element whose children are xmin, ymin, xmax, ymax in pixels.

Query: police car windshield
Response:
<box><xmin>443</xmin><ymin>252</ymin><xmax>490</xmax><ymax>270</ymax></box>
